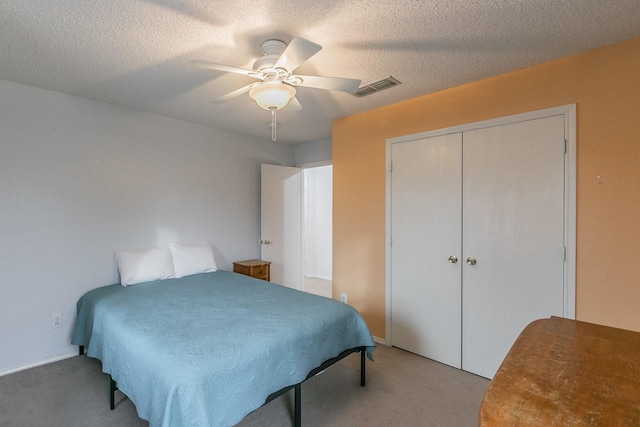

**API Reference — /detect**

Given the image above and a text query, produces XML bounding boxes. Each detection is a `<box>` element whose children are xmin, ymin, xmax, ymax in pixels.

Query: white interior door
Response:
<box><xmin>261</xmin><ymin>164</ymin><xmax>302</xmax><ymax>290</ymax></box>
<box><xmin>461</xmin><ymin>115</ymin><xmax>566</xmax><ymax>378</ymax></box>
<box><xmin>390</xmin><ymin>133</ymin><xmax>463</xmax><ymax>368</ymax></box>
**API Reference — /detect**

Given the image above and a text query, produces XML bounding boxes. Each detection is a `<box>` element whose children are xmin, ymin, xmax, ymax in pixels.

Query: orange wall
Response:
<box><xmin>333</xmin><ymin>37</ymin><xmax>640</xmax><ymax>339</ymax></box>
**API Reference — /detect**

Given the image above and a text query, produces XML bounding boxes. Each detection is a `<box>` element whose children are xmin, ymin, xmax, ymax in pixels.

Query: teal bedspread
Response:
<box><xmin>71</xmin><ymin>271</ymin><xmax>375</xmax><ymax>427</ymax></box>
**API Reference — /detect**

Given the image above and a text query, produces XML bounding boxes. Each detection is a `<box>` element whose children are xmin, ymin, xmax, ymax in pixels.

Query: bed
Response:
<box><xmin>71</xmin><ymin>270</ymin><xmax>376</xmax><ymax>427</ymax></box>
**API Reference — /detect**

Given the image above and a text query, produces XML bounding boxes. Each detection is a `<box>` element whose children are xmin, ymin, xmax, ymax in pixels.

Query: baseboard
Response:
<box><xmin>304</xmin><ymin>274</ymin><xmax>332</xmax><ymax>281</ymax></box>
<box><xmin>373</xmin><ymin>336</ymin><xmax>388</xmax><ymax>346</ymax></box>
<box><xmin>0</xmin><ymin>351</ymin><xmax>79</xmax><ymax>377</ymax></box>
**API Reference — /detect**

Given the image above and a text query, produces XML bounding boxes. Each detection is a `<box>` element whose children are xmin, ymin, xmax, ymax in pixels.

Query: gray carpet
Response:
<box><xmin>0</xmin><ymin>345</ymin><xmax>489</xmax><ymax>426</ymax></box>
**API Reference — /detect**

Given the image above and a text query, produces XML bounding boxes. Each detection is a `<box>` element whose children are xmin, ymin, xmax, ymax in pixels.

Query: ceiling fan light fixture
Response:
<box><xmin>249</xmin><ymin>83</ymin><xmax>296</xmax><ymax>111</ymax></box>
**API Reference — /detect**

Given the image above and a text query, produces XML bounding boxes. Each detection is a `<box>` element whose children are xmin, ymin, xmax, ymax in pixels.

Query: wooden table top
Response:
<box><xmin>233</xmin><ymin>259</ymin><xmax>271</xmax><ymax>267</ymax></box>
<box><xmin>479</xmin><ymin>316</ymin><xmax>640</xmax><ymax>426</ymax></box>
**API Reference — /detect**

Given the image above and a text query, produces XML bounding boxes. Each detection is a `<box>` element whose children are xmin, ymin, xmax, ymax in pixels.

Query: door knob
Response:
<box><xmin>261</xmin><ymin>240</ymin><xmax>271</xmax><ymax>245</ymax></box>
<box><xmin>466</xmin><ymin>257</ymin><xmax>477</xmax><ymax>265</ymax></box>
<box><xmin>448</xmin><ymin>255</ymin><xmax>458</xmax><ymax>264</ymax></box>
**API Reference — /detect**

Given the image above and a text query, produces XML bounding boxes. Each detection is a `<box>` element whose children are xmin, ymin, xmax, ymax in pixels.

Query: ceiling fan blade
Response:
<box><xmin>293</xmin><ymin>75</ymin><xmax>361</xmax><ymax>94</ymax></box>
<box><xmin>190</xmin><ymin>60</ymin><xmax>262</xmax><ymax>79</ymax></box>
<box><xmin>274</xmin><ymin>37</ymin><xmax>322</xmax><ymax>73</ymax></box>
<box><xmin>211</xmin><ymin>83</ymin><xmax>257</xmax><ymax>103</ymax></box>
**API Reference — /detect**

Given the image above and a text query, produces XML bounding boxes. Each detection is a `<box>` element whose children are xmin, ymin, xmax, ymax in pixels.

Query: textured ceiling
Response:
<box><xmin>2</xmin><ymin>1</ymin><xmax>640</xmax><ymax>144</ymax></box>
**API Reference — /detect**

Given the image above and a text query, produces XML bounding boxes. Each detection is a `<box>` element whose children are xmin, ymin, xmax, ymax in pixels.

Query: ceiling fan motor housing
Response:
<box><xmin>253</xmin><ymin>39</ymin><xmax>288</xmax><ymax>76</ymax></box>
<box><xmin>260</xmin><ymin>39</ymin><xmax>287</xmax><ymax>56</ymax></box>
<box><xmin>253</xmin><ymin>55</ymin><xmax>279</xmax><ymax>73</ymax></box>
<box><xmin>253</xmin><ymin>39</ymin><xmax>289</xmax><ymax>75</ymax></box>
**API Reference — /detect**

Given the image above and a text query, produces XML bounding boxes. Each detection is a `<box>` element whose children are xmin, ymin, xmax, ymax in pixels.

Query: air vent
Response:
<box><xmin>353</xmin><ymin>76</ymin><xmax>402</xmax><ymax>97</ymax></box>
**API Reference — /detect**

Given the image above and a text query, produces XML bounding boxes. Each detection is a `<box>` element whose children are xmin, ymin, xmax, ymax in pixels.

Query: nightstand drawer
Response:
<box><xmin>233</xmin><ymin>259</ymin><xmax>271</xmax><ymax>281</ymax></box>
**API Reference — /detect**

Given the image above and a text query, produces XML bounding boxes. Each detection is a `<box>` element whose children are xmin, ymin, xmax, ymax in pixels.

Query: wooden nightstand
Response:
<box><xmin>233</xmin><ymin>259</ymin><xmax>271</xmax><ymax>281</ymax></box>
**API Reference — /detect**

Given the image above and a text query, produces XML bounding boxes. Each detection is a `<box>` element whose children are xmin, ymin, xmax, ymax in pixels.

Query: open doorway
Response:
<box><xmin>302</xmin><ymin>165</ymin><xmax>332</xmax><ymax>298</ymax></box>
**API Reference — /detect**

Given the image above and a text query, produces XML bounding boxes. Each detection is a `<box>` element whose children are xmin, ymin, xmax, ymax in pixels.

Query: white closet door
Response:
<box><xmin>461</xmin><ymin>115</ymin><xmax>566</xmax><ymax>378</ymax></box>
<box><xmin>391</xmin><ymin>133</ymin><xmax>462</xmax><ymax>368</ymax></box>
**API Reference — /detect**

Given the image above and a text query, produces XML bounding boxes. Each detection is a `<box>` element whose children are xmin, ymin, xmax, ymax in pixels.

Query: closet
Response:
<box><xmin>389</xmin><ymin>109</ymin><xmax>574</xmax><ymax>379</ymax></box>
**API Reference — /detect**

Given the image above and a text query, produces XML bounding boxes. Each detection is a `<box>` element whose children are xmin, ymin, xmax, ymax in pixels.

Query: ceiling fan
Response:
<box><xmin>190</xmin><ymin>37</ymin><xmax>361</xmax><ymax>140</ymax></box>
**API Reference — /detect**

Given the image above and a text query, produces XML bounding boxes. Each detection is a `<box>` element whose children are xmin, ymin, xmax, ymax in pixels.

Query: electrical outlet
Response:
<box><xmin>52</xmin><ymin>313</ymin><xmax>62</xmax><ymax>329</ymax></box>
<box><xmin>340</xmin><ymin>293</ymin><xmax>348</xmax><ymax>304</ymax></box>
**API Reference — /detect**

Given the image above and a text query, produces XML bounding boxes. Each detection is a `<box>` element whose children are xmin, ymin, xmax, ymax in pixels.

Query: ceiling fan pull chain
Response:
<box><xmin>271</xmin><ymin>108</ymin><xmax>277</xmax><ymax>141</ymax></box>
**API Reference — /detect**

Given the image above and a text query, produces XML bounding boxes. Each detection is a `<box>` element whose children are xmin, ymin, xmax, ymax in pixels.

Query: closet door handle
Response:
<box><xmin>448</xmin><ymin>255</ymin><xmax>458</xmax><ymax>263</ymax></box>
<box><xmin>466</xmin><ymin>257</ymin><xmax>477</xmax><ymax>265</ymax></box>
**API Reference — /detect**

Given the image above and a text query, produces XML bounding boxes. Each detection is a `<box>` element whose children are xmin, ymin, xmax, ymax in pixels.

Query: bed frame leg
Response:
<box><xmin>79</xmin><ymin>345</ymin><xmax>84</xmax><ymax>356</ymax></box>
<box><xmin>294</xmin><ymin>383</ymin><xmax>301</xmax><ymax>427</ymax></box>
<box><xmin>110</xmin><ymin>376</ymin><xmax>118</xmax><ymax>410</ymax></box>
<box><xmin>360</xmin><ymin>348</ymin><xmax>366</xmax><ymax>387</ymax></box>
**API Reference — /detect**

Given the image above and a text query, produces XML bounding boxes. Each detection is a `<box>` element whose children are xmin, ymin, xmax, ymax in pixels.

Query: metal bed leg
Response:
<box><xmin>78</xmin><ymin>345</ymin><xmax>84</xmax><ymax>356</ymax></box>
<box><xmin>261</xmin><ymin>347</ymin><xmax>367</xmax><ymax>425</ymax></box>
<box><xmin>361</xmin><ymin>349</ymin><xmax>366</xmax><ymax>387</ymax></box>
<box><xmin>294</xmin><ymin>383</ymin><xmax>301</xmax><ymax>427</ymax></box>
<box><xmin>109</xmin><ymin>376</ymin><xmax>118</xmax><ymax>410</ymax></box>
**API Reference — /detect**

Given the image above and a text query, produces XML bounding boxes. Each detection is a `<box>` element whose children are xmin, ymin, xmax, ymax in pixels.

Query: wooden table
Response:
<box><xmin>479</xmin><ymin>316</ymin><xmax>640</xmax><ymax>426</ymax></box>
<box><xmin>232</xmin><ymin>259</ymin><xmax>271</xmax><ymax>281</ymax></box>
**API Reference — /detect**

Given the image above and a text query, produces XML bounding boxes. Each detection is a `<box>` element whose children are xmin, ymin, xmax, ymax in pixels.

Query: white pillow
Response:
<box><xmin>171</xmin><ymin>242</ymin><xmax>217</xmax><ymax>278</ymax></box>
<box><xmin>114</xmin><ymin>247</ymin><xmax>175</xmax><ymax>286</ymax></box>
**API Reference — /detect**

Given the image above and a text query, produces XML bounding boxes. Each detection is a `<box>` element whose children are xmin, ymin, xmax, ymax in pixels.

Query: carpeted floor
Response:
<box><xmin>303</xmin><ymin>277</ymin><xmax>332</xmax><ymax>299</ymax></box>
<box><xmin>0</xmin><ymin>345</ymin><xmax>489</xmax><ymax>426</ymax></box>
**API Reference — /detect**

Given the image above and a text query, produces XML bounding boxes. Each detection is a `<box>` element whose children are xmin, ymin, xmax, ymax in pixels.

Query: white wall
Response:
<box><xmin>294</xmin><ymin>137</ymin><xmax>331</xmax><ymax>166</ymax></box>
<box><xmin>303</xmin><ymin>165</ymin><xmax>332</xmax><ymax>280</ymax></box>
<box><xmin>0</xmin><ymin>79</ymin><xmax>294</xmax><ymax>375</ymax></box>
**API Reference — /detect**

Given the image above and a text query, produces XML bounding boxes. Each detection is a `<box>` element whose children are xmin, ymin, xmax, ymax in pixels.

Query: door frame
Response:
<box><xmin>302</xmin><ymin>163</ymin><xmax>333</xmax><ymax>282</ymax></box>
<box><xmin>299</xmin><ymin>161</ymin><xmax>333</xmax><ymax>295</ymax></box>
<box><xmin>261</xmin><ymin>161</ymin><xmax>333</xmax><ymax>293</ymax></box>
<box><xmin>384</xmin><ymin>104</ymin><xmax>577</xmax><ymax>346</ymax></box>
